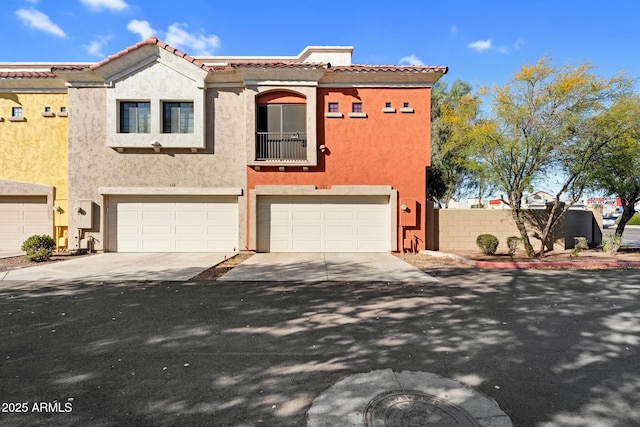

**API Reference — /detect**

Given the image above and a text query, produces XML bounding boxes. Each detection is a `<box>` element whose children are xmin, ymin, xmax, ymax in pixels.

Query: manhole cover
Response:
<box><xmin>364</xmin><ymin>391</ymin><xmax>482</xmax><ymax>427</ymax></box>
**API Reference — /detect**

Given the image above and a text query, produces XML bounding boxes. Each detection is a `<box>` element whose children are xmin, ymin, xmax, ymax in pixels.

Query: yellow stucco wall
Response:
<box><xmin>0</xmin><ymin>92</ymin><xmax>68</xmax><ymax>233</ymax></box>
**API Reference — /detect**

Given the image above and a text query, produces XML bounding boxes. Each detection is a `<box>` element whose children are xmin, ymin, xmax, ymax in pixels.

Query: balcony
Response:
<box><xmin>255</xmin><ymin>132</ymin><xmax>307</xmax><ymax>162</ymax></box>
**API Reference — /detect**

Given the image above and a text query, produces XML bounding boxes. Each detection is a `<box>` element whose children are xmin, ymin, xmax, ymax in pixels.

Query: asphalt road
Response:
<box><xmin>603</xmin><ymin>226</ymin><xmax>640</xmax><ymax>247</ymax></box>
<box><xmin>1</xmin><ymin>268</ymin><xmax>639</xmax><ymax>426</ymax></box>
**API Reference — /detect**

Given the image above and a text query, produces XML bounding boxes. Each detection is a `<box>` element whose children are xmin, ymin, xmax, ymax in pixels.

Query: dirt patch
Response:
<box><xmin>395</xmin><ymin>252</ymin><xmax>475</xmax><ymax>270</ymax></box>
<box><xmin>397</xmin><ymin>246</ymin><xmax>640</xmax><ymax>270</ymax></box>
<box><xmin>0</xmin><ymin>253</ymin><xmax>94</xmax><ymax>272</ymax></box>
<box><xmin>190</xmin><ymin>252</ymin><xmax>254</xmax><ymax>280</ymax></box>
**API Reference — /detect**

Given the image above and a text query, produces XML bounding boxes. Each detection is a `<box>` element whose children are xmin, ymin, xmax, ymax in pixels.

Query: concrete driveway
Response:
<box><xmin>0</xmin><ymin>251</ymin><xmax>23</xmax><ymax>259</ymax></box>
<box><xmin>218</xmin><ymin>253</ymin><xmax>437</xmax><ymax>282</ymax></box>
<box><xmin>0</xmin><ymin>252</ymin><xmax>234</xmax><ymax>282</ymax></box>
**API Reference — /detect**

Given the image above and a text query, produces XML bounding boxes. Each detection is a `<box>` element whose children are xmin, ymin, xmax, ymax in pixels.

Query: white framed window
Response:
<box><xmin>12</xmin><ymin>107</ymin><xmax>22</xmax><ymax>118</ymax></box>
<box><xmin>163</xmin><ymin>102</ymin><xmax>194</xmax><ymax>134</ymax></box>
<box><xmin>119</xmin><ymin>102</ymin><xmax>150</xmax><ymax>133</ymax></box>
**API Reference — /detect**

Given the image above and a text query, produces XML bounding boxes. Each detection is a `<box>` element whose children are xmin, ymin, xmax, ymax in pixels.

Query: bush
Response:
<box><xmin>571</xmin><ymin>236</ymin><xmax>588</xmax><ymax>257</ymax></box>
<box><xmin>21</xmin><ymin>234</ymin><xmax>56</xmax><ymax>262</ymax></box>
<box><xmin>602</xmin><ymin>233</ymin><xmax>623</xmax><ymax>254</ymax></box>
<box><xmin>506</xmin><ymin>236</ymin><xmax>522</xmax><ymax>257</ymax></box>
<box><xmin>476</xmin><ymin>234</ymin><xmax>499</xmax><ymax>255</ymax></box>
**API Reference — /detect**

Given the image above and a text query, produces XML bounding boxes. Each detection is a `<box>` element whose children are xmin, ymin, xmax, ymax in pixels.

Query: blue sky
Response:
<box><xmin>3</xmin><ymin>0</ymin><xmax>640</xmax><ymax>90</ymax></box>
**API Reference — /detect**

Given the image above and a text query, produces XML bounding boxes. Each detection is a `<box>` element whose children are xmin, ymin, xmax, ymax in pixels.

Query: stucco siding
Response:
<box><xmin>0</xmin><ymin>92</ymin><xmax>68</xmax><ymax>229</ymax></box>
<box><xmin>247</xmin><ymin>86</ymin><xmax>431</xmax><ymax>251</ymax></box>
<box><xmin>68</xmin><ymin>86</ymin><xmax>247</xmax><ymax>251</ymax></box>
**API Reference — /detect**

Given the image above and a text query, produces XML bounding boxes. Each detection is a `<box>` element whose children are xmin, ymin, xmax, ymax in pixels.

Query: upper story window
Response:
<box><xmin>352</xmin><ymin>102</ymin><xmax>363</xmax><ymax>113</ymax></box>
<box><xmin>12</xmin><ymin>107</ymin><xmax>22</xmax><ymax>118</ymax></box>
<box><xmin>163</xmin><ymin>102</ymin><xmax>194</xmax><ymax>134</ymax></box>
<box><xmin>328</xmin><ymin>102</ymin><xmax>339</xmax><ymax>113</ymax></box>
<box><xmin>119</xmin><ymin>102</ymin><xmax>150</xmax><ymax>133</ymax></box>
<box><xmin>257</xmin><ymin>104</ymin><xmax>306</xmax><ymax>133</ymax></box>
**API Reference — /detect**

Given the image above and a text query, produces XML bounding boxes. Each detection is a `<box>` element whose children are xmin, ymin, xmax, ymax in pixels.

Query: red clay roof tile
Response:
<box><xmin>0</xmin><ymin>71</ymin><xmax>56</xmax><ymax>78</ymax></box>
<box><xmin>227</xmin><ymin>62</ymin><xmax>330</xmax><ymax>69</ymax></box>
<box><xmin>330</xmin><ymin>65</ymin><xmax>448</xmax><ymax>73</ymax></box>
<box><xmin>87</xmin><ymin>36</ymin><xmax>214</xmax><ymax>71</ymax></box>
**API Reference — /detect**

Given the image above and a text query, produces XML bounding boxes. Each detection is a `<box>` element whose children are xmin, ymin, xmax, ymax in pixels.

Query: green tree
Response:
<box><xmin>429</xmin><ymin>79</ymin><xmax>477</xmax><ymax>207</ymax></box>
<box><xmin>445</xmin><ymin>57</ymin><xmax>633</xmax><ymax>257</ymax></box>
<box><xmin>587</xmin><ymin>95</ymin><xmax>640</xmax><ymax>237</ymax></box>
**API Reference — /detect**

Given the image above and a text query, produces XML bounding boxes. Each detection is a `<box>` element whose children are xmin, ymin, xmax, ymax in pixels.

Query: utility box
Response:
<box><xmin>399</xmin><ymin>198</ymin><xmax>417</xmax><ymax>227</ymax></box>
<box><xmin>73</xmin><ymin>200</ymin><xmax>93</xmax><ymax>229</ymax></box>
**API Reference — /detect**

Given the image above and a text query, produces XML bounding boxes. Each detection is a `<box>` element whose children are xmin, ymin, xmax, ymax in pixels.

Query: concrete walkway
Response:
<box><xmin>0</xmin><ymin>252</ymin><xmax>234</xmax><ymax>282</ymax></box>
<box><xmin>218</xmin><ymin>253</ymin><xmax>438</xmax><ymax>282</ymax></box>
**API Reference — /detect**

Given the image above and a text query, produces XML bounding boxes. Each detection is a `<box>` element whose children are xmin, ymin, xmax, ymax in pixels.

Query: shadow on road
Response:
<box><xmin>0</xmin><ymin>266</ymin><xmax>638</xmax><ymax>426</ymax></box>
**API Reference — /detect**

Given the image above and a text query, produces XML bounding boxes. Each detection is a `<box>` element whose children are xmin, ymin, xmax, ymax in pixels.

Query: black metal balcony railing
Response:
<box><xmin>256</xmin><ymin>132</ymin><xmax>307</xmax><ymax>161</ymax></box>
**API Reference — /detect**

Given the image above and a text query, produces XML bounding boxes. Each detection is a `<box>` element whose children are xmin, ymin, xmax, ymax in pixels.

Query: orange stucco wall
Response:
<box><xmin>247</xmin><ymin>86</ymin><xmax>432</xmax><ymax>251</ymax></box>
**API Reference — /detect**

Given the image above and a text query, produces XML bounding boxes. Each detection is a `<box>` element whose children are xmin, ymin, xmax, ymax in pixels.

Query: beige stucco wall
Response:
<box><xmin>0</xmin><ymin>92</ymin><xmax>68</xmax><ymax>232</ymax></box>
<box><xmin>105</xmin><ymin>49</ymin><xmax>208</xmax><ymax>149</ymax></box>
<box><xmin>67</xmin><ymin>84</ymin><xmax>247</xmax><ymax>251</ymax></box>
<box><xmin>437</xmin><ymin>208</ymin><xmax>566</xmax><ymax>252</ymax></box>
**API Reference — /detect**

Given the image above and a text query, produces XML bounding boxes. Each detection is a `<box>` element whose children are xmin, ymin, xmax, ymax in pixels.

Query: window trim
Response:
<box><xmin>8</xmin><ymin>106</ymin><xmax>25</xmax><ymax>122</ymax></box>
<box><xmin>162</xmin><ymin>101</ymin><xmax>195</xmax><ymax>134</ymax></box>
<box><xmin>400</xmin><ymin>102</ymin><xmax>414</xmax><ymax>113</ymax></box>
<box><xmin>118</xmin><ymin>101</ymin><xmax>151</xmax><ymax>134</ymax></box>
<box><xmin>42</xmin><ymin>106</ymin><xmax>54</xmax><ymax>117</ymax></box>
<box><xmin>349</xmin><ymin>102</ymin><xmax>367</xmax><ymax>118</ymax></box>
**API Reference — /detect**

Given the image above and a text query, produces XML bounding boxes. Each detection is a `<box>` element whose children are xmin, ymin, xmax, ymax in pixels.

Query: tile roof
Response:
<box><xmin>50</xmin><ymin>65</ymin><xmax>89</xmax><ymax>71</ymax></box>
<box><xmin>226</xmin><ymin>62</ymin><xmax>330</xmax><ymax>69</ymax></box>
<box><xmin>330</xmin><ymin>65</ymin><xmax>448</xmax><ymax>74</ymax></box>
<box><xmin>0</xmin><ymin>71</ymin><xmax>56</xmax><ymax>79</ymax></box>
<box><xmin>90</xmin><ymin>36</ymin><xmax>213</xmax><ymax>71</ymax></box>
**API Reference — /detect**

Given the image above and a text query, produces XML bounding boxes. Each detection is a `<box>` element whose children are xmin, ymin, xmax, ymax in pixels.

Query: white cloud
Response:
<box><xmin>468</xmin><ymin>39</ymin><xmax>492</xmax><ymax>52</ymax></box>
<box><xmin>165</xmin><ymin>23</ymin><xmax>220</xmax><ymax>56</ymax></box>
<box><xmin>15</xmin><ymin>8</ymin><xmax>66</xmax><ymax>37</ymax></box>
<box><xmin>450</xmin><ymin>25</ymin><xmax>458</xmax><ymax>34</ymax></box>
<box><xmin>127</xmin><ymin>19</ymin><xmax>155</xmax><ymax>39</ymax></box>
<box><xmin>399</xmin><ymin>54</ymin><xmax>424</xmax><ymax>66</ymax></box>
<box><xmin>80</xmin><ymin>0</ymin><xmax>128</xmax><ymax>12</ymax></box>
<box><xmin>83</xmin><ymin>35</ymin><xmax>112</xmax><ymax>57</ymax></box>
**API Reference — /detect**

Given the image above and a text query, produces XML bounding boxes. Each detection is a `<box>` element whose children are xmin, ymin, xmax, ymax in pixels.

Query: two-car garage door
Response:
<box><xmin>0</xmin><ymin>196</ymin><xmax>51</xmax><ymax>251</ymax></box>
<box><xmin>108</xmin><ymin>196</ymin><xmax>237</xmax><ymax>252</ymax></box>
<box><xmin>257</xmin><ymin>195</ymin><xmax>389</xmax><ymax>252</ymax></box>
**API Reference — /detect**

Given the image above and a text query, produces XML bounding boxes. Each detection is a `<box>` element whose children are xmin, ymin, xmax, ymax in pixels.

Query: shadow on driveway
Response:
<box><xmin>0</xmin><ymin>268</ymin><xmax>638</xmax><ymax>426</ymax></box>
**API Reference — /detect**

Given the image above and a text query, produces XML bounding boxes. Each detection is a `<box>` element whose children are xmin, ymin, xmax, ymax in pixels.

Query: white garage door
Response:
<box><xmin>0</xmin><ymin>196</ymin><xmax>51</xmax><ymax>251</ymax></box>
<box><xmin>257</xmin><ymin>195</ymin><xmax>389</xmax><ymax>252</ymax></box>
<box><xmin>108</xmin><ymin>196</ymin><xmax>238</xmax><ymax>252</ymax></box>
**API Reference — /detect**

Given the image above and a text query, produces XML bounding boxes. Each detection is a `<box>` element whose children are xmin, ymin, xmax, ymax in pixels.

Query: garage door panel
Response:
<box><xmin>176</xmin><ymin>211</ymin><xmax>205</xmax><ymax>222</ymax></box>
<box><xmin>292</xmin><ymin>210</ymin><xmax>321</xmax><ymax>222</ymax></box>
<box><xmin>257</xmin><ymin>195</ymin><xmax>389</xmax><ymax>253</ymax></box>
<box><xmin>0</xmin><ymin>196</ymin><xmax>51</xmax><ymax>251</ymax></box>
<box><xmin>109</xmin><ymin>196</ymin><xmax>237</xmax><ymax>252</ymax></box>
<box><xmin>325</xmin><ymin>210</ymin><xmax>355</xmax><ymax>221</ymax></box>
<box><xmin>142</xmin><ymin>211</ymin><xmax>172</xmax><ymax>222</ymax></box>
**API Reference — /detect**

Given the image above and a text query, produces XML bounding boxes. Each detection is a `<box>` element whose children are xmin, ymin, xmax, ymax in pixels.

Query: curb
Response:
<box><xmin>419</xmin><ymin>250</ymin><xmax>640</xmax><ymax>269</ymax></box>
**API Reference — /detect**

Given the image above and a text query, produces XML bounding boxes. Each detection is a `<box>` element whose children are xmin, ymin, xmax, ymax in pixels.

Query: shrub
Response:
<box><xmin>571</xmin><ymin>236</ymin><xmax>588</xmax><ymax>257</ymax></box>
<box><xmin>602</xmin><ymin>233</ymin><xmax>623</xmax><ymax>254</ymax></box>
<box><xmin>476</xmin><ymin>234</ymin><xmax>499</xmax><ymax>255</ymax></box>
<box><xmin>506</xmin><ymin>236</ymin><xmax>522</xmax><ymax>257</ymax></box>
<box><xmin>21</xmin><ymin>234</ymin><xmax>56</xmax><ymax>262</ymax></box>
